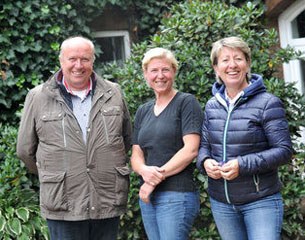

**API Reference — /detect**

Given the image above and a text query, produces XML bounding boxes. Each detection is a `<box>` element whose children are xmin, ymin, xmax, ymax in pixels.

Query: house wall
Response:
<box><xmin>89</xmin><ymin>4</ymin><xmax>138</xmax><ymax>42</ymax></box>
<box><xmin>265</xmin><ymin>0</ymin><xmax>294</xmax><ymax>19</ymax></box>
<box><xmin>264</xmin><ymin>0</ymin><xmax>295</xmax><ymax>79</ymax></box>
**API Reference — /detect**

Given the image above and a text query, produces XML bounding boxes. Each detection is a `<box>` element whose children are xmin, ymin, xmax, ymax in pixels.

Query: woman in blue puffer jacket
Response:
<box><xmin>197</xmin><ymin>36</ymin><xmax>293</xmax><ymax>240</ymax></box>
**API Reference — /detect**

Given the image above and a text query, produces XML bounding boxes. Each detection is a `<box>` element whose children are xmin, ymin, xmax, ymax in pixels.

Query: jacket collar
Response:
<box><xmin>43</xmin><ymin>69</ymin><xmax>112</xmax><ymax>97</ymax></box>
<box><xmin>42</xmin><ymin>70</ymin><xmax>114</xmax><ymax>111</ymax></box>
<box><xmin>212</xmin><ymin>74</ymin><xmax>266</xmax><ymax>102</ymax></box>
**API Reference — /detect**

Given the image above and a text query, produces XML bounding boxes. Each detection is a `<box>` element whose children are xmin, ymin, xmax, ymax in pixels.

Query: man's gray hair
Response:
<box><xmin>59</xmin><ymin>36</ymin><xmax>96</xmax><ymax>61</ymax></box>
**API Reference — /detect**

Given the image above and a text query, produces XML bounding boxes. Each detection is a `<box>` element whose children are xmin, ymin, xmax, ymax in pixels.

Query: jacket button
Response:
<box><xmin>86</xmin><ymin>168</ymin><xmax>90</xmax><ymax>172</ymax></box>
<box><xmin>87</xmin><ymin>128</ymin><xmax>91</xmax><ymax>132</ymax></box>
<box><xmin>91</xmin><ymin>207</ymin><xmax>95</xmax><ymax>211</ymax></box>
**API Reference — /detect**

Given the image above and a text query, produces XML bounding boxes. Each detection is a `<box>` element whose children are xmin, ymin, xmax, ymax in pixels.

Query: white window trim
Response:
<box><xmin>278</xmin><ymin>0</ymin><xmax>305</xmax><ymax>143</ymax></box>
<box><xmin>92</xmin><ymin>30</ymin><xmax>131</xmax><ymax>60</ymax></box>
<box><xmin>278</xmin><ymin>0</ymin><xmax>305</xmax><ymax>92</ymax></box>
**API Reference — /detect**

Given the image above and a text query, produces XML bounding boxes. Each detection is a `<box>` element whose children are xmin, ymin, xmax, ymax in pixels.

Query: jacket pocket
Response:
<box><xmin>39</xmin><ymin>170</ymin><xmax>69</xmax><ymax>211</ymax></box>
<box><xmin>101</xmin><ymin>106</ymin><xmax>123</xmax><ymax>145</ymax></box>
<box><xmin>114</xmin><ymin>165</ymin><xmax>130</xmax><ymax>206</ymax></box>
<box><xmin>38</xmin><ymin>111</ymin><xmax>65</xmax><ymax>144</ymax></box>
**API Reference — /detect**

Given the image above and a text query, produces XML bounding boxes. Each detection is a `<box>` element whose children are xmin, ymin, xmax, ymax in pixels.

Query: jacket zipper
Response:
<box><xmin>218</xmin><ymin>93</ymin><xmax>244</xmax><ymax>204</ymax></box>
<box><xmin>223</xmin><ymin>107</ymin><xmax>232</xmax><ymax>204</ymax></box>
<box><xmin>62</xmin><ymin>117</ymin><xmax>67</xmax><ymax>148</ymax></box>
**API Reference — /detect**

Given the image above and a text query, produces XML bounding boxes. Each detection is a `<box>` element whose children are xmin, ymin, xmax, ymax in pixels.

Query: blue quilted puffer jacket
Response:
<box><xmin>197</xmin><ymin>74</ymin><xmax>293</xmax><ymax>205</ymax></box>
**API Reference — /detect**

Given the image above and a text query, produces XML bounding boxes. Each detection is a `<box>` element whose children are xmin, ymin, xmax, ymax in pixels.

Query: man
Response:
<box><xmin>17</xmin><ymin>36</ymin><xmax>132</xmax><ymax>240</ymax></box>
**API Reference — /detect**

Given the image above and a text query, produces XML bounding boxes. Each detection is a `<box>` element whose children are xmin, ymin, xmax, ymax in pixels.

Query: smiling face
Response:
<box><xmin>214</xmin><ymin>46</ymin><xmax>250</xmax><ymax>91</ymax></box>
<box><xmin>59</xmin><ymin>38</ymin><xmax>94</xmax><ymax>91</ymax></box>
<box><xmin>144</xmin><ymin>57</ymin><xmax>176</xmax><ymax>95</ymax></box>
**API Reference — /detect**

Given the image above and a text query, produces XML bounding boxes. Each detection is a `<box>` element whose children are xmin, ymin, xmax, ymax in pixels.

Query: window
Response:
<box><xmin>93</xmin><ymin>31</ymin><xmax>131</xmax><ymax>65</ymax></box>
<box><xmin>279</xmin><ymin>0</ymin><xmax>305</xmax><ymax>142</ymax></box>
<box><xmin>279</xmin><ymin>0</ymin><xmax>305</xmax><ymax>94</ymax></box>
<box><xmin>291</xmin><ymin>9</ymin><xmax>305</xmax><ymax>39</ymax></box>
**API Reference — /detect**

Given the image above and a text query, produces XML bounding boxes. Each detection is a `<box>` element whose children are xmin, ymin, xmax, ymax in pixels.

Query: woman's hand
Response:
<box><xmin>219</xmin><ymin>159</ymin><xmax>239</xmax><ymax>180</ymax></box>
<box><xmin>131</xmin><ymin>145</ymin><xmax>165</xmax><ymax>186</ymax></box>
<box><xmin>139</xmin><ymin>165</ymin><xmax>165</xmax><ymax>187</ymax></box>
<box><xmin>139</xmin><ymin>182</ymin><xmax>155</xmax><ymax>203</ymax></box>
<box><xmin>204</xmin><ymin>158</ymin><xmax>222</xmax><ymax>179</ymax></box>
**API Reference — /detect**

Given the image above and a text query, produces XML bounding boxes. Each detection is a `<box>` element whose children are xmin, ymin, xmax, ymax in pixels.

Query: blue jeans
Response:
<box><xmin>210</xmin><ymin>192</ymin><xmax>284</xmax><ymax>240</ymax></box>
<box><xmin>47</xmin><ymin>217</ymin><xmax>119</xmax><ymax>240</ymax></box>
<box><xmin>139</xmin><ymin>191</ymin><xmax>200</xmax><ymax>240</ymax></box>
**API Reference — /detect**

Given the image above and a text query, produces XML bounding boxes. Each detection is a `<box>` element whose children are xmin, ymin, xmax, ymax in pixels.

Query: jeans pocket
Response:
<box><xmin>39</xmin><ymin>170</ymin><xmax>69</xmax><ymax>211</ymax></box>
<box><xmin>114</xmin><ymin>165</ymin><xmax>130</xmax><ymax>206</ymax></box>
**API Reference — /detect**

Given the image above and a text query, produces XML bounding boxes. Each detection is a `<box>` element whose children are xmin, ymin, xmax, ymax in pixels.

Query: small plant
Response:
<box><xmin>0</xmin><ymin>124</ymin><xmax>48</xmax><ymax>239</ymax></box>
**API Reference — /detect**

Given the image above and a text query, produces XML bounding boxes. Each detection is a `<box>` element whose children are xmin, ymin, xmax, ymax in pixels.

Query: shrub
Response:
<box><xmin>0</xmin><ymin>124</ymin><xmax>48</xmax><ymax>239</ymax></box>
<box><xmin>280</xmin><ymin>163</ymin><xmax>305</xmax><ymax>239</ymax></box>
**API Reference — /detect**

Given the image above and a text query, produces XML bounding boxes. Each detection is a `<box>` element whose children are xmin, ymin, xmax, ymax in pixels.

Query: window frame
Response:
<box><xmin>278</xmin><ymin>0</ymin><xmax>305</xmax><ymax>94</ymax></box>
<box><xmin>92</xmin><ymin>30</ymin><xmax>131</xmax><ymax>64</ymax></box>
<box><xmin>278</xmin><ymin>0</ymin><xmax>305</xmax><ymax>142</ymax></box>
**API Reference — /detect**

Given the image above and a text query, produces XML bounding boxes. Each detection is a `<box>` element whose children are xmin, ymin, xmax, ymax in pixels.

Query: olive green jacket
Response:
<box><xmin>17</xmin><ymin>70</ymin><xmax>132</xmax><ymax>221</ymax></box>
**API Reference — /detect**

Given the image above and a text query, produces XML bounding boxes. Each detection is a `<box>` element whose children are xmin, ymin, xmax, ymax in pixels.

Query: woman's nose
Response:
<box><xmin>228</xmin><ymin>59</ymin><xmax>237</xmax><ymax>67</ymax></box>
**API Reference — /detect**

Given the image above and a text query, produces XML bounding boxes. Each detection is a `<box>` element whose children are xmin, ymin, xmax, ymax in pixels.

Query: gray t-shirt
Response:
<box><xmin>132</xmin><ymin>92</ymin><xmax>203</xmax><ymax>192</ymax></box>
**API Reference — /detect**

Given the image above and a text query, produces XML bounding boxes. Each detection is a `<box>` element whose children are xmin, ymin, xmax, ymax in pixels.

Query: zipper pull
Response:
<box><xmin>253</xmin><ymin>175</ymin><xmax>260</xmax><ymax>192</ymax></box>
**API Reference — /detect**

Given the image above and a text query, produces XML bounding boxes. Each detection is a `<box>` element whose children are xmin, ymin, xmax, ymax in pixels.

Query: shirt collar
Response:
<box><xmin>225</xmin><ymin>82</ymin><xmax>252</xmax><ymax>105</ymax></box>
<box><xmin>62</xmin><ymin>77</ymin><xmax>92</xmax><ymax>97</ymax></box>
<box><xmin>225</xmin><ymin>90</ymin><xmax>243</xmax><ymax>105</ymax></box>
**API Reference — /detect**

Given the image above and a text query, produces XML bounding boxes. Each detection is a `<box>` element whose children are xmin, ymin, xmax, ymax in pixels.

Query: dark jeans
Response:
<box><xmin>47</xmin><ymin>217</ymin><xmax>120</xmax><ymax>240</ymax></box>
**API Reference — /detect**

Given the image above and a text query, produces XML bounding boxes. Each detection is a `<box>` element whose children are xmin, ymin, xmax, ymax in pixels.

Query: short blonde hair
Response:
<box><xmin>142</xmin><ymin>47</ymin><xmax>178</xmax><ymax>72</ymax></box>
<box><xmin>210</xmin><ymin>36</ymin><xmax>251</xmax><ymax>83</ymax></box>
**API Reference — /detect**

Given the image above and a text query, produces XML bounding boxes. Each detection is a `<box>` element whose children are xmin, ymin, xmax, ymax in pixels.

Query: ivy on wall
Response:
<box><xmin>0</xmin><ymin>1</ymin><xmax>110</xmax><ymax>123</ymax></box>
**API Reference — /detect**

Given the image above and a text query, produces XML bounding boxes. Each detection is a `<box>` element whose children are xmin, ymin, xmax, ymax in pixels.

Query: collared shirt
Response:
<box><xmin>63</xmin><ymin>77</ymin><xmax>92</xmax><ymax>98</ymax></box>
<box><xmin>63</xmin><ymin>77</ymin><xmax>92</xmax><ymax>143</ymax></box>
<box><xmin>225</xmin><ymin>82</ymin><xmax>251</xmax><ymax>111</ymax></box>
<box><xmin>225</xmin><ymin>90</ymin><xmax>244</xmax><ymax>104</ymax></box>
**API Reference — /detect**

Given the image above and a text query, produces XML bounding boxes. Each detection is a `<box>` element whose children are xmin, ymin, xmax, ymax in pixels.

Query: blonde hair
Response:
<box><xmin>59</xmin><ymin>36</ymin><xmax>96</xmax><ymax>61</ymax></box>
<box><xmin>210</xmin><ymin>36</ymin><xmax>251</xmax><ymax>83</ymax></box>
<box><xmin>142</xmin><ymin>47</ymin><xmax>178</xmax><ymax>72</ymax></box>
